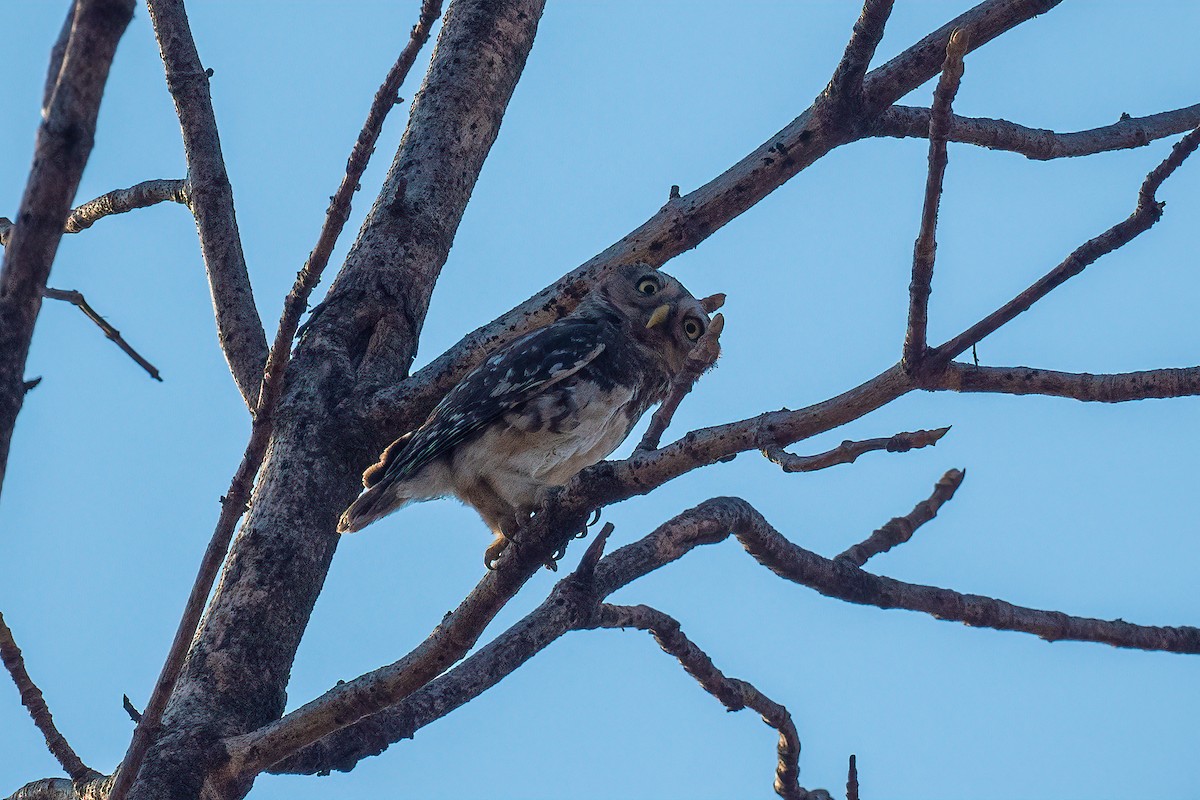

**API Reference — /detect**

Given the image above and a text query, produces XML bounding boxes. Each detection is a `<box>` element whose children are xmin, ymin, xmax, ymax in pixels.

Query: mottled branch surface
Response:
<box><xmin>836</xmin><ymin>468</ymin><xmax>964</xmax><ymax>566</ymax></box>
<box><xmin>0</xmin><ymin>180</ymin><xmax>189</xmax><ymax>247</ymax></box>
<box><xmin>146</xmin><ymin>0</ymin><xmax>267</xmax><ymax>408</ymax></box>
<box><xmin>0</xmin><ymin>612</ymin><xmax>96</xmax><ymax>782</ymax></box>
<box><xmin>934</xmin><ymin>362</ymin><xmax>1200</xmax><ymax>402</ymax></box>
<box><xmin>0</xmin><ymin>0</ymin><xmax>135</xmax><ymax>500</ymax></box>
<box><xmin>874</xmin><ymin>103</ymin><xmax>1200</xmax><ymax>160</ymax></box>
<box><xmin>764</xmin><ymin>426</ymin><xmax>949</xmax><ymax>473</ymax></box>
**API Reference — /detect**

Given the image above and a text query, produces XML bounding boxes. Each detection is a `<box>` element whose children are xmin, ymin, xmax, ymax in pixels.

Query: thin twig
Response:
<box><xmin>42</xmin><ymin>288</ymin><xmax>162</xmax><ymax>381</ymax></box>
<box><xmin>873</xmin><ymin>103</ymin><xmax>1200</xmax><ymax>161</ymax></box>
<box><xmin>904</xmin><ymin>28</ymin><xmax>968</xmax><ymax>370</ymax></box>
<box><xmin>0</xmin><ymin>612</ymin><xmax>97</xmax><ymax>782</ymax></box>
<box><xmin>931</xmin><ymin>125</ymin><xmax>1200</xmax><ymax>365</ymax></box>
<box><xmin>121</xmin><ymin>695</ymin><xmax>141</xmax><ymax>724</ymax></box>
<box><xmin>587</xmin><ymin>603</ymin><xmax>808</xmax><ymax>800</ymax></box>
<box><xmin>106</xmin><ymin>5</ymin><xmax>443</xmax><ymax>800</ymax></box>
<box><xmin>836</xmin><ymin>468</ymin><xmax>964</xmax><ymax>566</ymax></box>
<box><xmin>636</xmin><ymin>311</ymin><xmax>724</xmax><ymax>451</ymax></box>
<box><xmin>847</xmin><ymin>755</ymin><xmax>859</xmax><ymax>800</ymax></box>
<box><xmin>763</xmin><ymin>426</ymin><xmax>949</xmax><ymax>473</ymax></box>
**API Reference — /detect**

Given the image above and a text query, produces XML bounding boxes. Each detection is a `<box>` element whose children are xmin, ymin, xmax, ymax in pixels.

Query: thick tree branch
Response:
<box><xmin>145</xmin><ymin>0</ymin><xmax>267</xmax><ymax>408</ymax></box>
<box><xmin>106</xmin><ymin>5</ymin><xmax>443</xmax><ymax>800</ymax></box>
<box><xmin>904</xmin><ymin>29</ymin><xmax>968</xmax><ymax>369</ymax></box>
<box><xmin>0</xmin><ymin>180</ymin><xmax>190</xmax><ymax>247</ymax></box>
<box><xmin>42</xmin><ymin>3</ymin><xmax>77</xmax><ymax>112</ymax></box>
<box><xmin>0</xmin><ymin>0</ymin><xmax>135</xmax><ymax>499</ymax></box>
<box><xmin>874</xmin><ymin>103</ymin><xmax>1200</xmax><ymax>160</ymax></box>
<box><xmin>362</xmin><ymin>0</ymin><xmax>1064</xmax><ymax>439</ymax></box>
<box><xmin>42</xmin><ymin>288</ymin><xmax>162</xmax><ymax>380</ymax></box>
<box><xmin>930</xmin><ymin>125</ymin><xmax>1200</xmax><ymax>366</ymax></box>
<box><xmin>585</xmin><ymin>603</ymin><xmax>810</xmax><ymax>800</ymax></box>
<box><xmin>933</xmin><ymin>362</ymin><xmax>1200</xmax><ymax>402</ymax></box>
<box><xmin>763</xmin><ymin>426</ymin><xmax>949</xmax><ymax>473</ymax></box>
<box><xmin>0</xmin><ymin>612</ymin><xmax>97</xmax><ymax>783</ymax></box>
<box><xmin>836</xmin><ymin>468</ymin><xmax>964</xmax><ymax>566</ymax></box>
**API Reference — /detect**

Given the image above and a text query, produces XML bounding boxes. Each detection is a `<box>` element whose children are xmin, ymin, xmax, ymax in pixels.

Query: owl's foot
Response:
<box><xmin>484</xmin><ymin>533</ymin><xmax>510</xmax><ymax>570</ymax></box>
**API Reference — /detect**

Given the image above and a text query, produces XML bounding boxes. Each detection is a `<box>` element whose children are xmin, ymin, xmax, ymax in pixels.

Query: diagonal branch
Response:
<box><xmin>0</xmin><ymin>612</ymin><xmax>97</xmax><ymax>783</ymax></box>
<box><xmin>836</xmin><ymin>468</ymin><xmax>964</xmax><ymax>566</ymax></box>
<box><xmin>146</xmin><ymin>0</ymin><xmax>267</xmax><ymax>408</ymax></box>
<box><xmin>823</xmin><ymin>0</ymin><xmax>895</xmax><ymax>113</ymax></box>
<box><xmin>585</xmin><ymin>603</ymin><xmax>810</xmax><ymax>800</ymax></box>
<box><xmin>763</xmin><ymin>426</ymin><xmax>949</xmax><ymax>473</ymax></box>
<box><xmin>42</xmin><ymin>288</ymin><xmax>162</xmax><ymax>381</ymax></box>
<box><xmin>930</xmin><ymin>125</ymin><xmax>1200</xmax><ymax>366</ymax></box>
<box><xmin>105</xmin><ymin>4</ymin><xmax>444</xmax><ymax>800</ymax></box>
<box><xmin>934</xmin><ymin>362</ymin><xmax>1200</xmax><ymax>402</ymax></box>
<box><xmin>904</xmin><ymin>29</ymin><xmax>968</xmax><ymax>370</ymax></box>
<box><xmin>873</xmin><ymin>103</ymin><xmax>1200</xmax><ymax>161</ymax></box>
<box><xmin>0</xmin><ymin>0</ymin><xmax>135</xmax><ymax>501</ymax></box>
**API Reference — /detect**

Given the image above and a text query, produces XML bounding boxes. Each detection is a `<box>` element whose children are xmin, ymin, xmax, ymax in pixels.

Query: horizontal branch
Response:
<box><xmin>0</xmin><ymin>612</ymin><xmax>96</xmax><ymax>782</ymax></box>
<box><xmin>0</xmin><ymin>180</ymin><xmax>190</xmax><ymax>247</ymax></box>
<box><xmin>763</xmin><ymin>426</ymin><xmax>949</xmax><ymax>473</ymax></box>
<box><xmin>874</xmin><ymin>103</ymin><xmax>1200</xmax><ymax>160</ymax></box>
<box><xmin>42</xmin><ymin>288</ymin><xmax>162</xmax><ymax>381</ymax></box>
<box><xmin>586</xmin><ymin>603</ymin><xmax>809</xmax><ymax>800</ymax></box>
<box><xmin>836</xmin><ymin>468</ymin><xmax>964</xmax><ymax>566</ymax></box>
<box><xmin>933</xmin><ymin>362</ymin><xmax>1200</xmax><ymax>402</ymax></box>
<box><xmin>5</xmin><ymin>775</ymin><xmax>111</xmax><ymax>800</ymax></box>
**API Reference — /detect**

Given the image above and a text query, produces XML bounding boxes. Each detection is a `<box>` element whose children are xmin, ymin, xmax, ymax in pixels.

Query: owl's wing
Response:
<box><xmin>370</xmin><ymin>320</ymin><xmax>608</xmax><ymax>484</ymax></box>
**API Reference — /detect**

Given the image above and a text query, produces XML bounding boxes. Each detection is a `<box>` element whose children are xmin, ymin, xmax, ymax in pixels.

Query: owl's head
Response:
<box><xmin>585</xmin><ymin>263</ymin><xmax>711</xmax><ymax>375</ymax></box>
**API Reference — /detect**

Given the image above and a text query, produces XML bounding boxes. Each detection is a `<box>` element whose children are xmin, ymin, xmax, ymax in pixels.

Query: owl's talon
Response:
<box><xmin>586</xmin><ymin>508</ymin><xmax>602</xmax><ymax>529</ymax></box>
<box><xmin>484</xmin><ymin>534</ymin><xmax>511</xmax><ymax>570</ymax></box>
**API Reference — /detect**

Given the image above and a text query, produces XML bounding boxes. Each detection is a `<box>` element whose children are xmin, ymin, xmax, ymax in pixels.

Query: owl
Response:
<box><xmin>337</xmin><ymin>263</ymin><xmax>713</xmax><ymax>567</ymax></box>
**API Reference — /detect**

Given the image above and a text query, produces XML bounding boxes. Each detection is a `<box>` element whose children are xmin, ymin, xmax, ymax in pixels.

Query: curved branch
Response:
<box><xmin>874</xmin><ymin>103</ymin><xmax>1200</xmax><ymax>160</ymax></box>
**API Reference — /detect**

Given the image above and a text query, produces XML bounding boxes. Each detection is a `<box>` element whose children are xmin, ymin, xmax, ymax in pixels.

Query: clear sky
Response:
<box><xmin>2</xmin><ymin>2</ymin><xmax>1198</xmax><ymax>799</ymax></box>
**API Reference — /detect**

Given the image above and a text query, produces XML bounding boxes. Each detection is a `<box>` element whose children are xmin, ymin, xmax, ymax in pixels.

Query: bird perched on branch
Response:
<box><xmin>337</xmin><ymin>263</ymin><xmax>715</xmax><ymax>567</ymax></box>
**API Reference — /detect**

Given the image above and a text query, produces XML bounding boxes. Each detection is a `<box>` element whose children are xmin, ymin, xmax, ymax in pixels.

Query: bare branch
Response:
<box><xmin>0</xmin><ymin>0</ymin><xmax>135</xmax><ymax>500</ymax></box>
<box><xmin>42</xmin><ymin>288</ymin><xmax>162</xmax><ymax>381</ymax></box>
<box><xmin>0</xmin><ymin>612</ymin><xmax>97</xmax><ymax>782</ymax></box>
<box><xmin>106</xmin><ymin>5</ymin><xmax>444</xmax><ymax>800</ymax></box>
<box><xmin>362</xmin><ymin>0</ymin><xmax>1065</xmax><ymax>439</ymax></box>
<box><xmin>935</xmin><ymin>362</ymin><xmax>1200</xmax><ymax>402</ymax></box>
<box><xmin>636</xmin><ymin>311</ymin><xmax>724</xmax><ymax>451</ymax></box>
<box><xmin>836</xmin><ymin>468</ymin><xmax>965</xmax><ymax>566</ymax></box>
<box><xmin>41</xmin><ymin>3</ymin><xmax>77</xmax><ymax>113</ymax></box>
<box><xmin>586</xmin><ymin>603</ymin><xmax>809</xmax><ymax>800</ymax></box>
<box><xmin>591</xmin><ymin>498</ymin><xmax>1200</xmax><ymax>655</ymax></box>
<box><xmin>904</xmin><ymin>29</ymin><xmax>968</xmax><ymax>370</ymax></box>
<box><xmin>0</xmin><ymin>180</ymin><xmax>189</xmax><ymax>247</ymax></box>
<box><xmin>823</xmin><ymin>0</ymin><xmax>895</xmax><ymax>112</ymax></box>
<box><xmin>874</xmin><ymin>103</ymin><xmax>1200</xmax><ymax>160</ymax></box>
<box><xmin>146</xmin><ymin>0</ymin><xmax>267</xmax><ymax>408</ymax></box>
<box><xmin>763</xmin><ymin>426</ymin><xmax>949</xmax><ymax>473</ymax></box>
<box><xmin>931</xmin><ymin>125</ymin><xmax>1200</xmax><ymax>365</ymax></box>
<box><xmin>5</xmin><ymin>775</ymin><xmax>112</xmax><ymax>800</ymax></box>
<box><xmin>847</xmin><ymin>755</ymin><xmax>859</xmax><ymax>800</ymax></box>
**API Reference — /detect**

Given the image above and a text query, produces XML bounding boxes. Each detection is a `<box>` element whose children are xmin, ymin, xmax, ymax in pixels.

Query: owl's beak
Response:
<box><xmin>645</xmin><ymin>304</ymin><xmax>670</xmax><ymax>329</ymax></box>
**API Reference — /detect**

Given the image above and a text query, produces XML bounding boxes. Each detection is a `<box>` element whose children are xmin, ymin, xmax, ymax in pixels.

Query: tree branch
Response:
<box><xmin>0</xmin><ymin>180</ymin><xmax>190</xmax><ymax>247</ymax></box>
<box><xmin>41</xmin><ymin>3</ymin><xmax>77</xmax><ymax>113</ymax></box>
<box><xmin>904</xmin><ymin>29</ymin><xmax>968</xmax><ymax>369</ymax></box>
<box><xmin>5</xmin><ymin>775</ymin><xmax>111</xmax><ymax>800</ymax></box>
<box><xmin>933</xmin><ymin>362</ymin><xmax>1200</xmax><ymax>402</ymax></box>
<box><xmin>763</xmin><ymin>426</ymin><xmax>949</xmax><ymax>473</ymax></box>
<box><xmin>42</xmin><ymin>288</ymin><xmax>162</xmax><ymax>381</ymax></box>
<box><xmin>0</xmin><ymin>612</ymin><xmax>97</xmax><ymax>783</ymax></box>
<box><xmin>873</xmin><ymin>103</ymin><xmax>1200</xmax><ymax>160</ymax></box>
<box><xmin>105</xmin><ymin>5</ymin><xmax>444</xmax><ymax>800</ymax></box>
<box><xmin>836</xmin><ymin>468</ymin><xmax>964</xmax><ymax>566</ymax></box>
<box><xmin>823</xmin><ymin>0</ymin><xmax>895</xmax><ymax>114</ymax></box>
<box><xmin>930</xmin><ymin>125</ymin><xmax>1200</xmax><ymax>366</ymax></box>
<box><xmin>0</xmin><ymin>0</ymin><xmax>135</xmax><ymax>500</ymax></box>
<box><xmin>145</xmin><ymin>0</ymin><xmax>267</xmax><ymax>408</ymax></box>
<box><xmin>584</xmin><ymin>603</ymin><xmax>811</xmax><ymax>800</ymax></box>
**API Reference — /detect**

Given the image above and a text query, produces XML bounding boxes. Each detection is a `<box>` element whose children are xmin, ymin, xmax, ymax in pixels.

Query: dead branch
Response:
<box><xmin>823</xmin><ymin>0</ymin><xmax>895</xmax><ymax>113</ymax></box>
<box><xmin>105</xmin><ymin>5</ymin><xmax>444</xmax><ymax>800</ymax></box>
<box><xmin>763</xmin><ymin>426</ymin><xmax>949</xmax><ymax>473</ymax></box>
<box><xmin>930</xmin><ymin>125</ymin><xmax>1200</xmax><ymax>366</ymax></box>
<box><xmin>42</xmin><ymin>288</ymin><xmax>162</xmax><ymax>381</ymax></box>
<box><xmin>934</xmin><ymin>362</ymin><xmax>1200</xmax><ymax>401</ymax></box>
<box><xmin>145</xmin><ymin>0</ymin><xmax>268</xmax><ymax>408</ymax></box>
<box><xmin>847</xmin><ymin>755</ymin><xmax>859</xmax><ymax>800</ymax></box>
<box><xmin>874</xmin><ymin>103</ymin><xmax>1200</xmax><ymax>160</ymax></box>
<box><xmin>904</xmin><ymin>29</ymin><xmax>968</xmax><ymax>369</ymax></box>
<box><xmin>0</xmin><ymin>0</ymin><xmax>135</xmax><ymax>499</ymax></box>
<box><xmin>5</xmin><ymin>775</ymin><xmax>111</xmax><ymax>800</ymax></box>
<box><xmin>836</xmin><ymin>468</ymin><xmax>965</xmax><ymax>566</ymax></box>
<box><xmin>636</xmin><ymin>312</ymin><xmax>724</xmax><ymax>451</ymax></box>
<box><xmin>586</xmin><ymin>603</ymin><xmax>809</xmax><ymax>800</ymax></box>
<box><xmin>41</xmin><ymin>4</ymin><xmax>77</xmax><ymax>113</ymax></box>
<box><xmin>0</xmin><ymin>180</ymin><xmax>189</xmax><ymax>247</ymax></box>
<box><xmin>361</xmin><ymin>0</ymin><xmax>1065</xmax><ymax>440</ymax></box>
<box><xmin>0</xmin><ymin>612</ymin><xmax>96</xmax><ymax>782</ymax></box>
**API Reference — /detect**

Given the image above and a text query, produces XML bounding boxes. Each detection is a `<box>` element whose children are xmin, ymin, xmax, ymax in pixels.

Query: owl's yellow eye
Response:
<box><xmin>683</xmin><ymin>318</ymin><xmax>703</xmax><ymax>341</ymax></box>
<box><xmin>637</xmin><ymin>278</ymin><xmax>658</xmax><ymax>296</ymax></box>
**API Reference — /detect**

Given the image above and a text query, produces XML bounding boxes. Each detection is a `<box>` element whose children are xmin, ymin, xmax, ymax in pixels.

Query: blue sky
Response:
<box><xmin>2</xmin><ymin>2</ymin><xmax>1198</xmax><ymax>798</ymax></box>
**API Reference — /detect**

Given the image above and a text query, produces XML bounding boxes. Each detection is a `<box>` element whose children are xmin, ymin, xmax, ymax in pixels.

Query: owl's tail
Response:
<box><xmin>337</xmin><ymin>478</ymin><xmax>412</xmax><ymax>534</ymax></box>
